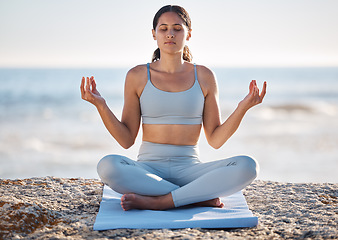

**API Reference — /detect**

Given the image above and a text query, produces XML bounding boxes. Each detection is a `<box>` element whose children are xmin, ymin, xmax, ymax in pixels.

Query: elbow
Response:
<box><xmin>211</xmin><ymin>143</ymin><xmax>222</xmax><ymax>150</ymax></box>
<box><xmin>121</xmin><ymin>144</ymin><xmax>132</xmax><ymax>150</ymax></box>
<box><xmin>121</xmin><ymin>142</ymin><xmax>134</xmax><ymax>149</ymax></box>
<box><xmin>119</xmin><ymin>139</ymin><xmax>135</xmax><ymax>149</ymax></box>
<box><xmin>208</xmin><ymin>139</ymin><xmax>224</xmax><ymax>150</ymax></box>
<box><xmin>213</xmin><ymin>144</ymin><xmax>222</xmax><ymax>150</ymax></box>
<box><xmin>208</xmin><ymin>136</ymin><xmax>229</xmax><ymax>149</ymax></box>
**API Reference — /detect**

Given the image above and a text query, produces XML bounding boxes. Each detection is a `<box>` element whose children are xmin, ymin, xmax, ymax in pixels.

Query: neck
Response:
<box><xmin>156</xmin><ymin>52</ymin><xmax>185</xmax><ymax>73</ymax></box>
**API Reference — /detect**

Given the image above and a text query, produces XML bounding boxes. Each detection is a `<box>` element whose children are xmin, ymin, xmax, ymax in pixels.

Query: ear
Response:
<box><xmin>152</xmin><ymin>29</ymin><xmax>156</xmax><ymax>40</ymax></box>
<box><xmin>186</xmin><ymin>29</ymin><xmax>192</xmax><ymax>41</ymax></box>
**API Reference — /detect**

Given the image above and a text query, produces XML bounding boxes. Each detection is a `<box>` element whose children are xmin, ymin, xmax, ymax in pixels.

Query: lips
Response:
<box><xmin>165</xmin><ymin>42</ymin><xmax>176</xmax><ymax>45</ymax></box>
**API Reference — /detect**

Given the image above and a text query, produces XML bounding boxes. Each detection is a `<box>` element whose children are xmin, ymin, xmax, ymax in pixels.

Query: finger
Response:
<box><xmin>92</xmin><ymin>78</ymin><xmax>97</xmax><ymax>91</ymax></box>
<box><xmin>252</xmin><ymin>80</ymin><xmax>257</xmax><ymax>88</ymax></box>
<box><xmin>80</xmin><ymin>77</ymin><xmax>85</xmax><ymax>96</ymax></box>
<box><xmin>86</xmin><ymin>77</ymin><xmax>91</xmax><ymax>91</ymax></box>
<box><xmin>260</xmin><ymin>81</ymin><xmax>267</xmax><ymax>100</ymax></box>
<box><xmin>89</xmin><ymin>76</ymin><xmax>93</xmax><ymax>90</ymax></box>
<box><xmin>90</xmin><ymin>76</ymin><xmax>96</xmax><ymax>90</ymax></box>
<box><xmin>253</xmin><ymin>86</ymin><xmax>259</xmax><ymax>96</ymax></box>
<box><xmin>249</xmin><ymin>80</ymin><xmax>254</xmax><ymax>93</ymax></box>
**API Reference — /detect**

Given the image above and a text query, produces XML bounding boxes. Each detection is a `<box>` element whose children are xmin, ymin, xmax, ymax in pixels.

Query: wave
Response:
<box><xmin>268</xmin><ymin>104</ymin><xmax>314</xmax><ymax>112</ymax></box>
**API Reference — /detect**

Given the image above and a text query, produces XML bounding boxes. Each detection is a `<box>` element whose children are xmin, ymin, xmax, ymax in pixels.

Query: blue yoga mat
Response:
<box><xmin>93</xmin><ymin>185</ymin><xmax>258</xmax><ymax>230</ymax></box>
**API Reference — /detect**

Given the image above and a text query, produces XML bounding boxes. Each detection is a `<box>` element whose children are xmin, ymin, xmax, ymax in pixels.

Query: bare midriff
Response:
<box><xmin>142</xmin><ymin>124</ymin><xmax>202</xmax><ymax>146</ymax></box>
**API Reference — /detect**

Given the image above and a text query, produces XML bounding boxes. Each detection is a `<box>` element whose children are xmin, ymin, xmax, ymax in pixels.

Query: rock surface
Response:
<box><xmin>0</xmin><ymin>177</ymin><xmax>337</xmax><ymax>239</ymax></box>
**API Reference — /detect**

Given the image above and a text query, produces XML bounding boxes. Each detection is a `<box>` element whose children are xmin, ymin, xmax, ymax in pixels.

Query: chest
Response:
<box><xmin>149</xmin><ymin>71</ymin><xmax>195</xmax><ymax>92</ymax></box>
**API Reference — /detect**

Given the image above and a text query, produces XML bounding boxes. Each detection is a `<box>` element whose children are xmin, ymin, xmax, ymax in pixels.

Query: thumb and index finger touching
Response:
<box><xmin>80</xmin><ymin>76</ymin><xmax>96</xmax><ymax>99</ymax></box>
<box><xmin>240</xmin><ymin>80</ymin><xmax>267</xmax><ymax>110</ymax></box>
<box><xmin>250</xmin><ymin>80</ymin><xmax>267</xmax><ymax>103</ymax></box>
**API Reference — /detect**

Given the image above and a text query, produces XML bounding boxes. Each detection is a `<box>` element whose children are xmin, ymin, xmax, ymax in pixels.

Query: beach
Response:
<box><xmin>1</xmin><ymin>177</ymin><xmax>336</xmax><ymax>239</ymax></box>
<box><xmin>1</xmin><ymin>1</ymin><xmax>338</xmax><ymax>238</ymax></box>
<box><xmin>1</xmin><ymin>68</ymin><xmax>337</xmax><ymax>238</ymax></box>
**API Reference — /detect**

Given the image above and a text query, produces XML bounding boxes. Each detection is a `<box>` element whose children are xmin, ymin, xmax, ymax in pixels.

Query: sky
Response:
<box><xmin>0</xmin><ymin>0</ymin><xmax>337</xmax><ymax>68</ymax></box>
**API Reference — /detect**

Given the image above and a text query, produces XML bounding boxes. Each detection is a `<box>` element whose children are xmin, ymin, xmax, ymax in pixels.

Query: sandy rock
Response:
<box><xmin>0</xmin><ymin>178</ymin><xmax>337</xmax><ymax>239</ymax></box>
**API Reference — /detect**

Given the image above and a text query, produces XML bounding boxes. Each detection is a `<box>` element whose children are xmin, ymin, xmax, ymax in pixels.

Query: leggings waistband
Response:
<box><xmin>137</xmin><ymin>141</ymin><xmax>199</xmax><ymax>161</ymax></box>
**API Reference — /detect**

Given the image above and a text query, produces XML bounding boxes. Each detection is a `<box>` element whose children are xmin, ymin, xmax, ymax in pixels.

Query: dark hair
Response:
<box><xmin>152</xmin><ymin>5</ymin><xmax>193</xmax><ymax>62</ymax></box>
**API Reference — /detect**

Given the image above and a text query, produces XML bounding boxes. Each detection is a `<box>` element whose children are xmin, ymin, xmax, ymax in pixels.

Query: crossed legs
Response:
<box><xmin>97</xmin><ymin>154</ymin><xmax>258</xmax><ymax>211</ymax></box>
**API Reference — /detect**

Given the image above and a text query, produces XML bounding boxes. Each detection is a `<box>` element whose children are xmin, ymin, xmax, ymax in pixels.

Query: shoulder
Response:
<box><xmin>195</xmin><ymin>64</ymin><xmax>218</xmax><ymax>96</ymax></box>
<box><xmin>126</xmin><ymin>64</ymin><xmax>148</xmax><ymax>80</ymax></box>
<box><xmin>196</xmin><ymin>64</ymin><xmax>216</xmax><ymax>82</ymax></box>
<box><xmin>125</xmin><ymin>64</ymin><xmax>148</xmax><ymax>96</ymax></box>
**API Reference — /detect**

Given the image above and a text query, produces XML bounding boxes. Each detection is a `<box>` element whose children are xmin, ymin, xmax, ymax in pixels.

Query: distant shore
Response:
<box><xmin>0</xmin><ymin>177</ymin><xmax>336</xmax><ymax>239</ymax></box>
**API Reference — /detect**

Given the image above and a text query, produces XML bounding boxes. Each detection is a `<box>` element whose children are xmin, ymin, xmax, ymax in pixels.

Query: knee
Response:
<box><xmin>237</xmin><ymin>155</ymin><xmax>259</xmax><ymax>180</ymax></box>
<box><xmin>97</xmin><ymin>154</ymin><xmax>123</xmax><ymax>181</ymax></box>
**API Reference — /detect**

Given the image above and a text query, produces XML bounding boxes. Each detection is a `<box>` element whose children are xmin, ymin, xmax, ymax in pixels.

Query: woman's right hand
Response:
<box><xmin>80</xmin><ymin>76</ymin><xmax>106</xmax><ymax>107</ymax></box>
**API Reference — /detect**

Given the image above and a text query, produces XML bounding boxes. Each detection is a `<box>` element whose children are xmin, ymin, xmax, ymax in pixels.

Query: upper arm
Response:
<box><xmin>120</xmin><ymin>65</ymin><xmax>147</xmax><ymax>141</ymax></box>
<box><xmin>198</xmin><ymin>66</ymin><xmax>222</xmax><ymax>142</ymax></box>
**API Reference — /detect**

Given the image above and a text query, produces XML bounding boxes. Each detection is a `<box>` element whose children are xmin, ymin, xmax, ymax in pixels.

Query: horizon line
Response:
<box><xmin>1</xmin><ymin>64</ymin><xmax>338</xmax><ymax>69</ymax></box>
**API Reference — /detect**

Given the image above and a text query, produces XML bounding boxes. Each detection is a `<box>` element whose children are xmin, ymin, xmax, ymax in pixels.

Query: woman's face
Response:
<box><xmin>152</xmin><ymin>12</ymin><xmax>191</xmax><ymax>55</ymax></box>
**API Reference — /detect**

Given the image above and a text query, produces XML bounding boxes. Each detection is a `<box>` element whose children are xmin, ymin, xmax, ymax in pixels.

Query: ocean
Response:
<box><xmin>0</xmin><ymin>67</ymin><xmax>337</xmax><ymax>183</ymax></box>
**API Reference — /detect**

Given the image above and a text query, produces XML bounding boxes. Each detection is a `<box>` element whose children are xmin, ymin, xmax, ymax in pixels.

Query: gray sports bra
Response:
<box><xmin>140</xmin><ymin>63</ymin><xmax>205</xmax><ymax>125</ymax></box>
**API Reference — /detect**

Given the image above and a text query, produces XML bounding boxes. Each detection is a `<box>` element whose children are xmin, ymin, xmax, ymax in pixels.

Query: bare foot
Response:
<box><xmin>120</xmin><ymin>193</ymin><xmax>174</xmax><ymax>211</ymax></box>
<box><xmin>192</xmin><ymin>198</ymin><xmax>224</xmax><ymax>208</ymax></box>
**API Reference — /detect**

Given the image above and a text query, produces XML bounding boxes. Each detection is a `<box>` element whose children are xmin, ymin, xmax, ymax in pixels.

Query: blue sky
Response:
<box><xmin>0</xmin><ymin>0</ymin><xmax>337</xmax><ymax>68</ymax></box>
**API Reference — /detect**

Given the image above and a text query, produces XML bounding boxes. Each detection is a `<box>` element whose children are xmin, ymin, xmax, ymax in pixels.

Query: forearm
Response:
<box><xmin>96</xmin><ymin>102</ymin><xmax>136</xmax><ymax>149</ymax></box>
<box><xmin>208</xmin><ymin>103</ymin><xmax>247</xmax><ymax>149</ymax></box>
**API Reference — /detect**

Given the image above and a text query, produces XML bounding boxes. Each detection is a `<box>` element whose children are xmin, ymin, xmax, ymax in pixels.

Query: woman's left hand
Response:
<box><xmin>239</xmin><ymin>80</ymin><xmax>267</xmax><ymax>111</ymax></box>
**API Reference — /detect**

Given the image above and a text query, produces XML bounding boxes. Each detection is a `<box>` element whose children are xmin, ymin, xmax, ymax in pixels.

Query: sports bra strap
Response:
<box><xmin>193</xmin><ymin>64</ymin><xmax>197</xmax><ymax>82</ymax></box>
<box><xmin>146</xmin><ymin>63</ymin><xmax>151</xmax><ymax>81</ymax></box>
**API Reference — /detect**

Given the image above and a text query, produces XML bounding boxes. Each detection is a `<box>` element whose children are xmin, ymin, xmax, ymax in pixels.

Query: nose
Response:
<box><xmin>166</xmin><ymin>30</ymin><xmax>174</xmax><ymax>39</ymax></box>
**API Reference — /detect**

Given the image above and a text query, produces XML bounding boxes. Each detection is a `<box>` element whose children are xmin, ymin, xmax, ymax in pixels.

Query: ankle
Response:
<box><xmin>154</xmin><ymin>193</ymin><xmax>175</xmax><ymax>210</ymax></box>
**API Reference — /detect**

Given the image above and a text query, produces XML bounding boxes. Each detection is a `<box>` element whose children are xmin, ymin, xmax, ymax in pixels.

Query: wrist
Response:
<box><xmin>237</xmin><ymin>101</ymin><xmax>250</xmax><ymax>113</ymax></box>
<box><xmin>95</xmin><ymin>99</ymin><xmax>107</xmax><ymax>111</ymax></box>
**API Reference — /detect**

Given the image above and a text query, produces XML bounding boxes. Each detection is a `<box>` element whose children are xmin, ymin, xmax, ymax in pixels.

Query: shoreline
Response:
<box><xmin>0</xmin><ymin>177</ymin><xmax>337</xmax><ymax>239</ymax></box>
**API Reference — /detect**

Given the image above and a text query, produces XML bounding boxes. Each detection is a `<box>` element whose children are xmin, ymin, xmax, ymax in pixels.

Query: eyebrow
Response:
<box><xmin>159</xmin><ymin>23</ymin><xmax>183</xmax><ymax>27</ymax></box>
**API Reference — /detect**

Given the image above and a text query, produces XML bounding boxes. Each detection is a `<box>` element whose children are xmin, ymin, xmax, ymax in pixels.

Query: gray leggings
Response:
<box><xmin>97</xmin><ymin>141</ymin><xmax>259</xmax><ymax>207</ymax></box>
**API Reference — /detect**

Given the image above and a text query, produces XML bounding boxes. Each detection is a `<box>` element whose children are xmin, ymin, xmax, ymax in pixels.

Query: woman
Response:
<box><xmin>80</xmin><ymin>5</ymin><xmax>267</xmax><ymax>211</ymax></box>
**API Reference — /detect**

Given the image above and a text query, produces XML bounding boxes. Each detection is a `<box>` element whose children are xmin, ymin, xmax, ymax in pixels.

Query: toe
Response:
<box><xmin>121</xmin><ymin>201</ymin><xmax>130</xmax><ymax>211</ymax></box>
